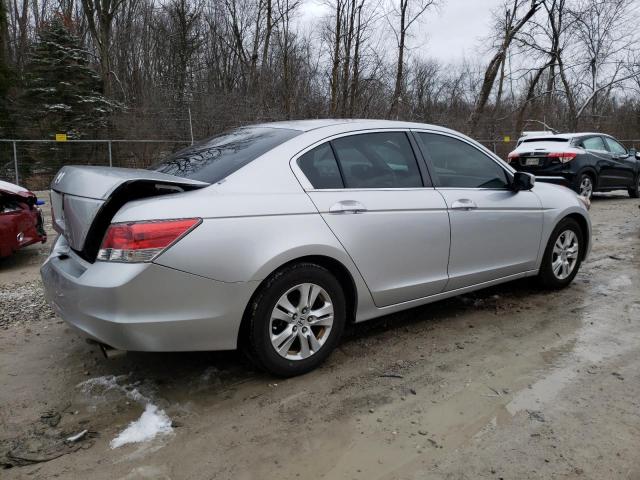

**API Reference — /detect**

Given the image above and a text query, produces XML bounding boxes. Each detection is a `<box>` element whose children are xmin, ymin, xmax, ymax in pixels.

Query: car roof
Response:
<box><xmin>249</xmin><ymin>118</ymin><xmax>456</xmax><ymax>134</ymax></box>
<box><xmin>521</xmin><ymin>132</ymin><xmax>614</xmax><ymax>141</ymax></box>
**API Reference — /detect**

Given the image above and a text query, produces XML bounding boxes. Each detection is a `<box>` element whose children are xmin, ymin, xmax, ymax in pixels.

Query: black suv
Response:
<box><xmin>507</xmin><ymin>133</ymin><xmax>640</xmax><ymax>199</ymax></box>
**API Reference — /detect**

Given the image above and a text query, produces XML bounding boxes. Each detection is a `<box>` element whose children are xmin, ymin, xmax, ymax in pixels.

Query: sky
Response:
<box><xmin>301</xmin><ymin>0</ymin><xmax>505</xmax><ymax>63</ymax></box>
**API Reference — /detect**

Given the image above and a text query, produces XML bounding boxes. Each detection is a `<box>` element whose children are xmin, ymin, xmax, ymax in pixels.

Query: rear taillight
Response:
<box><xmin>97</xmin><ymin>218</ymin><xmax>200</xmax><ymax>263</ymax></box>
<box><xmin>547</xmin><ymin>152</ymin><xmax>577</xmax><ymax>163</ymax></box>
<box><xmin>506</xmin><ymin>152</ymin><xmax>519</xmax><ymax>164</ymax></box>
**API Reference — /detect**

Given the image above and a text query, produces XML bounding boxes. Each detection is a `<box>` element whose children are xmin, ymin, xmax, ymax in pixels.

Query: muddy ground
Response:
<box><xmin>1</xmin><ymin>193</ymin><xmax>639</xmax><ymax>480</ymax></box>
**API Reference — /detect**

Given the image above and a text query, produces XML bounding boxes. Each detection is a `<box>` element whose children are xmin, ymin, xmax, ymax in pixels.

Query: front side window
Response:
<box><xmin>604</xmin><ymin>137</ymin><xmax>627</xmax><ymax>155</ymax></box>
<box><xmin>581</xmin><ymin>136</ymin><xmax>607</xmax><ymax>152</ymax></box>
<box><xmin>151</xmin><ymin>127</ymin><xmax>301</xmax><ymax>183</ymax></box>
<box><xmin>331</xmin><ymin>132</ymin><xmax>423</xmax><ymax>188</ymax></box>
<box><xmin>415</xmin><ymin>133</ymin><xmax>509</xmax><ymax>189</ymax></box>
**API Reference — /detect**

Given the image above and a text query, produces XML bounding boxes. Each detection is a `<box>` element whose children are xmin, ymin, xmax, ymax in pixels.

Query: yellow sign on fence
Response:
<box><xmin>55</xmin><ymin>133</ymin><xmax>67</xmax><ymax>142</ymax></box>
<box><xmin>503</xmin><ymin>136</ymin><xmax>511</xmax><ymax>143</ymax></box>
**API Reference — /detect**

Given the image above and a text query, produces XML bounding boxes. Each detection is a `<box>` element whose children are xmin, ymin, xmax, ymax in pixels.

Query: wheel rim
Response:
<box><xmin>269</xmin><ymin>283</ymin><xmax>334</xmax><ymax>361</ymax></box>
<box><xmin>552</xmin><ymin>230</ymin><xmax>579</xmax><ymax>280</ymax></box>
<box><xmin>579</xmin><ymin>176</ymin><xmax>593</xmax><ymax>198</ymax></box>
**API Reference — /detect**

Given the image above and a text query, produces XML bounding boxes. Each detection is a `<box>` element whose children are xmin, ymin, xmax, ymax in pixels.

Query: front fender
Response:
<box><xmin>533</xmin><ymin>182</ymin><xmax>592</xmax><ymax>267</ymax></box>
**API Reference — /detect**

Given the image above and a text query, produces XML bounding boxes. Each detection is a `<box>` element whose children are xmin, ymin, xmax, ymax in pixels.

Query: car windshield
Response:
<box><xmin>150</xmin><ymin>127</ymin><xmax>301</xmax><ymax>183</ymax></box>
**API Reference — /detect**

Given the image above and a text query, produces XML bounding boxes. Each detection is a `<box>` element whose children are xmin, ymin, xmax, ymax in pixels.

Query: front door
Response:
<box><xmin>414</xmin><ymin>131</ymin><xmax>544</xmax><ymax>291</ymax></box>
<box><xmin>603</xmin><ymin>136</ymin><xmax>636</xmax><ymax>188</ymax></box>
<box><xmin>582</xmin><ymin>135</ymin><xmax>616</xmax><ymax>188</ymax></box>
<box><xmin>295</xmin><ymin>131</ymin><xmax>451</xmax><ymax>307</ymax></box>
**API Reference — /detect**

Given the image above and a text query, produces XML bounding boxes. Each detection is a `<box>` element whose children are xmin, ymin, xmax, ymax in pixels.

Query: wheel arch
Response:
<box><xmin>577</xmin><ymin>167</ymin><xmax>598</xmax><ymax>188</ymax></box>
<box><xmin>565</xmin><ymin>212</ymin><xmax>590</xmax><ymax>260</ymax></box>
<box><xmin>237</xmin><ymin>254</ymin><xmax>359</xmax><ymax>348</ymax></box>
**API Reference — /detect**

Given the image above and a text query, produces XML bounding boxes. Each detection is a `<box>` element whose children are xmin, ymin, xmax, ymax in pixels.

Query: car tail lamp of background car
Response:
<box><xmin>97</xmin><ymin>218</ymin><xmax>200</xmax><ymax>262</ymax></box>
<box><xmin>547</xmin><ymin>152</ymin><xmax>577</xmax><ymax>164</ymax></box>
<box><xmin>507</xmin><ymin>152</ymin><xmax>577</xmax><ymax>164</ymax></box>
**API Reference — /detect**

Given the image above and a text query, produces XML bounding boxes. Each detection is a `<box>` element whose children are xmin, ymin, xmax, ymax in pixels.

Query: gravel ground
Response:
<box><xmin>0</xmin><ymin>192</ymin><xmax>639</xmax><ymax>479</ymax></box>
<box><xmin>0</xmin><ymin>281</ymin><xmax>54</xmax><ymax>328</ymax></box>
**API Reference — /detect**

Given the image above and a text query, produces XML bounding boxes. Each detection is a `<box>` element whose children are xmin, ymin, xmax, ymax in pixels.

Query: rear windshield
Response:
<box><xmin>150</xmin><ymin>127</ymin><xmax>301</xmax><ymax>183</ymax></box>
<box><xmin>521</xmin><ymin>137</ymin><xmax>568</xmax><ymax>144</ymax></box>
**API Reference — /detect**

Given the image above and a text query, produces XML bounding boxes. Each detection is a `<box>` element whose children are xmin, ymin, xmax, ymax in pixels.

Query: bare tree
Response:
<box><xmin>468</xmin><ymin>0</ymin><xmax>544</xmax><ymax>132</ymax></box>
<box><xmin>388</xmin><ymin>0</ymin><xmax>436</xmax><ymax>118</ymax></box>
<box><xmin>80</xmin><ymin>0</ymin><xmax>126</xmax><ymax>96</ymax></box>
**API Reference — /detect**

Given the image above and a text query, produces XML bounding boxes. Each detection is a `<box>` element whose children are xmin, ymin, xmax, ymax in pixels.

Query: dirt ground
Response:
<box><xmin>1</xmin><ymin>192</ymin><xmax>639</xmax><ymax>480</ymax></box>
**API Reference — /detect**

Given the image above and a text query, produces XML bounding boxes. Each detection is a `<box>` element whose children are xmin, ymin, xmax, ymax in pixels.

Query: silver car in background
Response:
<box><xmin>41</xmin><ymin>120</ymin><xmax>591</xmax><ymax>376</ymax></box>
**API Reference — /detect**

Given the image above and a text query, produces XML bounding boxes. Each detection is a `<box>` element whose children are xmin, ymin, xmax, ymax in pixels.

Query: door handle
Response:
<box><xmin>329</xmin><ymin>200</ymin><xmax>368</xmax><ymax>214</ymax></box>
<box><xmin>451</xmin><ymin>199</ymin><xmax>478</xmax><ymax>210</ymax></box>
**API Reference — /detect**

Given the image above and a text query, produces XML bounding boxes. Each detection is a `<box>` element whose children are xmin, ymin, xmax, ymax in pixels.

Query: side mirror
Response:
<box><xmin>512</xmin><ymin>171</ymin><xmax>535</xmax><ymax>192</ymax></box>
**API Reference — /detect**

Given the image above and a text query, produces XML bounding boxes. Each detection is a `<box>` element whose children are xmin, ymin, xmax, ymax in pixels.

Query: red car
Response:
<box><xmin>0</xmin><ymin>180</ymin><xmax>47</xmax><ymax>258</ymax></box>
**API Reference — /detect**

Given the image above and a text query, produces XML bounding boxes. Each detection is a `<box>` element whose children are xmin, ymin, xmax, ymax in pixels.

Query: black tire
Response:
<box><xmin>628</xmin><ymin>175</ymin><xmax>640</xmax><ymax>198</ymax></box>
<box><xmin>576</xmin><ymin>173</ymin><xmax>594</xmax><ymax>199</ymax></box>
<box><xmin>244</xmin><ymin>262</ymin><xmax>346</xmax><ymax>377</ymax></box>
<box><xmin>537</xmin><ymin>217</ymin><xmax>584</xmax><ymax>289</ymax></box>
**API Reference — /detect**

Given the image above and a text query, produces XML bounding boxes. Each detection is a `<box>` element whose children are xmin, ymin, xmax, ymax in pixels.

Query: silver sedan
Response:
<box><xmin>41</xmin><ymin>120</ymin><xmax>591</xmax><ymax>376</ymax></box>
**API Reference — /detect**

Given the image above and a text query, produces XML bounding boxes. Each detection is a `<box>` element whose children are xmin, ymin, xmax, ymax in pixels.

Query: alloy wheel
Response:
<box><xmin>552</xmin><ymin>230</ymin><xmax>579</xmax><ymax>280</ymax></box>
<box><xmin>579</xmin><ymin>176</ymin><xmax>593</xmax><ymax>198</ymax></box>
<box><xmin>269</xmin><ymin>283</ymin><xmax>334</xmax><ymax>360</ymax></box>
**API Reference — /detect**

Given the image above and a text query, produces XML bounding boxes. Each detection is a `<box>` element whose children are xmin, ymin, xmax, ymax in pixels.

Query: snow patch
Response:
<box><xmin>79</xmin><ymin>375</ymin><xmax>174</xmax><ymax>449</ymax></box>
<box><xmin>110</xmin><ymin>404</ymin><xmax>173</xmax><ymax>449</ymax></box>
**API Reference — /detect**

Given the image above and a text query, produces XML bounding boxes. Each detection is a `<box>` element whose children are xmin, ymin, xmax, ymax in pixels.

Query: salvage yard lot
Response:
<box><xmin>1</xmin><ymin>193</ymin><xmax>639</xmax><ymax>479</ymax></box>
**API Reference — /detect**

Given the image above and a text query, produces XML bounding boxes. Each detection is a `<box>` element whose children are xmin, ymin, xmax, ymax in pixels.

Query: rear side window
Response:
<box><xmin>331</xmin><ymin>132</ymin><xmax>423</xmax><ymax>188</ymax></box>
<box><xmin>416</xmin><ymin>133</ymin><xmax>509</xmax><ymax>189</ymax></box>
<box><xmin>604</xmin><ymin>137</ymin><xmax>627</xmax><ymax>155</ymax></box>
<box><xmin>581</xmin><ymin>136</ymin><xmax>607</xmax><ymax>152</ymax></box>
<box><xmin>298</xmin><ymin>143</ymin><xmax>344</xmax><ymax>189</ymax></box>
<box><xmin>151</xmin><ymin>127</ymin><xmax>301</xmax><ymax>183</ymax></box>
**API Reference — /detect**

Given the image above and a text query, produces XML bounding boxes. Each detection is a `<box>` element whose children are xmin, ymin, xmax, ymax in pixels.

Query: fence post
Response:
<box><xmin>13</xmin><ymin>141</ymin><xmax>19</xmax><ymax>185</ymax></box>
<box><xmin>108</xmin><ymin>140</ymin><xmax>113</xmax><ymax>167</ymax></box>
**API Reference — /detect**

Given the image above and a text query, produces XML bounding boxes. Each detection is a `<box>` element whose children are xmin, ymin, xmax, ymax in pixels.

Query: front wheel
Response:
<box><xmin>628</xmin><ymin>175</ymin><xmax>640</xmax><ymax>198</ymax></box>
<box><xmin>245</xmin><ymin>263</ymin><xmax>346</xmax><ymax>377</ymax></box>
<box><xmin>537</xmin><ymin>217</ymin><xmax>584</xmax><ymax>289</ymax></box>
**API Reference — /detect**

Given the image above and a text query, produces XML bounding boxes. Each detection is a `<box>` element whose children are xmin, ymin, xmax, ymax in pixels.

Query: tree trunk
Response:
<box><xmin>468</xmin><ymin>0</ymin><xmax>541</xmax><ymax>133</ymax></box>
<box><xmin>348</xmin><ymin>2</ymin><xmax>363</xmax><ymax>117</ymax></box>
<box><xmin>329</xmin><ymin>0</ymin><xmax>342</xmax><ymax>116</ymax></box>
<box><xmin>389</xmin><ymin>0</ymin><xmax>407</xmax><ymax>118</ymax></box>
<box><xmin>514</xmin><ymin>64</ymin><xmax>548</xmax><ymax>135</ymax></box>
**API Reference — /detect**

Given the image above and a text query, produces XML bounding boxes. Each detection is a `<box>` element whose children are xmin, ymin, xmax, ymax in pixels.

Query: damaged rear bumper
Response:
<box><xmin>40</xmin><ymin>237</ymin><xmax>256</xmax><ymax>351</ymax></box>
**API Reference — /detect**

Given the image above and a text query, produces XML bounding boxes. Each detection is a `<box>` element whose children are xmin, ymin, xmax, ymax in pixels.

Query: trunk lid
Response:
<box><xmin>50</xmin><ymin>166</ymin><xmax>208</xmax><ymax>257</ymax></box>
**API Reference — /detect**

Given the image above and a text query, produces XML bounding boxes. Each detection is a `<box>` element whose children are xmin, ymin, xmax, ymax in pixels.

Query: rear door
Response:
<box><xmin>294</xmin><ymin>130</ymin><xmax>451</xmax><ymax>307</ymax></box>
<box><xmin>603</xmin><ymin>136</ymin><xmax>636</xmax><ymax>187</ymax></box>
<box><xmin>414</xmin><ymin>131</ymin><xmax>543</xmax><ymax>291</ymax></box>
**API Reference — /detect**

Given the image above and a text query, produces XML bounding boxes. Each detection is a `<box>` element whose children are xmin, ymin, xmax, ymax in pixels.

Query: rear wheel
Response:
<box><xmin>628</xmin><ymin>175</ymin><xmax>640</xmax><ymax>198</ymax></box>
<box><xmin>537</xmin><ymin>217</ymin><xmax>584</xmax><ymax>289</ymax></box>
<box><xmin>577</xmin><ymin>173</ymin><xmax>594</xmax><ymax>199</ymax></box>
<box><xmin>245</xmin><ymin>263</ymin><xmax>346</xmax><ymax>377</ymax></box>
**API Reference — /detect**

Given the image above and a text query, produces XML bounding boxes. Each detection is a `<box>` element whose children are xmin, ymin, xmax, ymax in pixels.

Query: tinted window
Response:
<box><xmin>298</xmin><ymin>143</ymin><xmax>343</xmax><ymax>189</ymax></box>
<box><xmin>604</xmin><ymin>137</ymin><xmax>627</xmax><ymax>155</ymax></box>
<box><xmin>331</xmin><ymin>132</ymin><xmax>422</xmax><ymax>188</ymax></box>
<box><xmin>416</xmin><ymin>133</ymin><xmax>509</xmax><ymax>189</ymax></box>
<box><xmin>582</xmin><ymin>136</ymin><xmax>607</xmax><ymax>151</ymax></box>
<box><xmin>151</xmin><ymin>127</ymin><xmax>300</xmax><ymax>183</ymax></box>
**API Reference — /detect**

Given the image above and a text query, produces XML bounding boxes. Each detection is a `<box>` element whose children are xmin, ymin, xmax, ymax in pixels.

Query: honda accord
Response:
<box><xmin>41</xmin><ymin>120</ymin><xmax>591</xmax><ymax>376</ymax></box>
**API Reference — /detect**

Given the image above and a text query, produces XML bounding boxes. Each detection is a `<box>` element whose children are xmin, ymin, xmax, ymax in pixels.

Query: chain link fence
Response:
<box><xmin>2</xmin><ymin>137</ymin><xmax>639</xmax><ymax>191</ymax></box>
<box><xmin>0</xmin><ymin>139</ymin><xmax>191</xmax><ymax>190</ymax></box>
